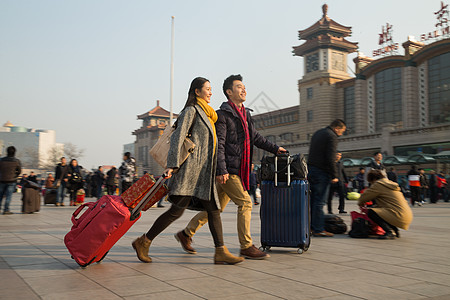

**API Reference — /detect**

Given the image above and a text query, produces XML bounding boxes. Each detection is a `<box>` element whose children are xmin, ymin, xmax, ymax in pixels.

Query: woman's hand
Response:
<box><xmin>164</xmin><ymin>168</ymin><xmax>174</xmax><ymax>178</ymax></box>
<box><xmin>216</xmin><ymin>174</ymin><xmax>229</xmax><ymax>185</ymax></box>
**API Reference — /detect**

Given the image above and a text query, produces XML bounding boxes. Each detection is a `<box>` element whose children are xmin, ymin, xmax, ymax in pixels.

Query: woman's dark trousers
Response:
<box><xmin>146</xmin><ymin>195</ymin><xmax>224</xmax><ymax>247</ymax></box>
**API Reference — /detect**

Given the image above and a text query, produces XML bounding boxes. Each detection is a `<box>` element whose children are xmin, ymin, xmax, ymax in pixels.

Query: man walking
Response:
<box><xmin>308</xmin><ymin>119</ymin><xmax>346</xmax><ymax>237</ymax></box>
<box><xmin>55</xmin><ymin>157</ymin><xmax>68</xmax><ymax>206</ymax></box>
<box><xmin>175</xmin><ymin>74</ymin><xmax>286</xmax><ymax>259</ymax></box>
<box><xmin>327</xmin><ymin>151</ymin><xmax>348</xmax><ymax>214</ymax></box>
<box><xmin>0</xmin><ymin>146</ymin><xmax>22</xmax><ymax>214</ymax></box>
<box><xmin>119</xmin><ymin>152</ymin><xmax>136</xmax><ymax>194</ymax></box>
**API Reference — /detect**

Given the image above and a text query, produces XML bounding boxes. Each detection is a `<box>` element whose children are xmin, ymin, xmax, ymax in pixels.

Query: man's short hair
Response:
<box><xmin>222</xmin><ymin>74</ymin><xmax>243</xmax><ymax>100</ymax></box>
<box><xmin>61</xmin><ymin>157</ymin><xmax>65</xmax><ymax>160</ymax></box>
<box><xmin>373</xmin><ymin>151</ymin><xmax>382</xmax><ymax>156</ymax></box>
<box><xmin>124</xmin><ymin>152</ymin><xmax>131</xmax><ymax>159</ymax></box>
<box><xmin>329</xmin><ymin>119</ymin><xmax>346</xmax><ymax>129</ymax></box>
<box><xmin>367</xmin><ymin>169</ymin><xmax>385</xmax><ymax>182</ymax></box>
<box><xmin>6</xmin><ymin>146</ymin><xmax>16</xmax><ymax>157</ymax></box>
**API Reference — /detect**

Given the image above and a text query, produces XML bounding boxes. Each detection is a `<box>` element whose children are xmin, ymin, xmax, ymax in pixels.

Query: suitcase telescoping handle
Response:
<box><xmin>275</xmin><ymin>153</ymin><xmax>291</xmax><ymax>187</ymax></box>
<box><xmin>130</xmin><ymin>174</ymin><xmax>168</xmax><ymax>220</ymax></box>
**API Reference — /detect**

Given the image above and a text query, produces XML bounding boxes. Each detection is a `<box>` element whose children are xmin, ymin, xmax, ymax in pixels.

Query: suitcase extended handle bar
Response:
<box><xmin>130</xmin><ymin>174</ymin><xmax>168</xmax><ymax>220</ymax></box>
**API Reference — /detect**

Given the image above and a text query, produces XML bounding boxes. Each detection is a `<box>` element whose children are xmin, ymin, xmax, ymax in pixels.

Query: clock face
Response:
<box><xmin>332</xmin><ymin>52</ymin><xmax>345</xmax><ymax>71</ymax></box>
<box><xmin>306</xmin><ymin>53</ymin><xmax>319</xmax><ymax>73</ymax></box>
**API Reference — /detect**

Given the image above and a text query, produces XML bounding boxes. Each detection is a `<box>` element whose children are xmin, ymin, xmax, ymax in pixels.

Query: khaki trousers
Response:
<box><xmin>184</xmin><ymin>174</ymin><xmax>253</xmax><ymax>249</ymax></box>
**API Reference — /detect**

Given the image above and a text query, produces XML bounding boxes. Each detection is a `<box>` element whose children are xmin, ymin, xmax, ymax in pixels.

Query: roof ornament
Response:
<box><xmin>322</xmin><ymin>3</ymin><xmax>328</xmax><ymax>17</ymax></box>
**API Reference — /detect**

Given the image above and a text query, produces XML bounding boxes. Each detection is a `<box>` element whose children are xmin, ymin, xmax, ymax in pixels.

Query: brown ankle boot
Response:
<box><xmin>214</xmin><ymin>246</ymin><xmax>244</xmax><ymax>265</ymax></box>
<box><xmin>132</xmin><ymin>234</ymin><xmax>152</xmax><ymax>263</ymax></box>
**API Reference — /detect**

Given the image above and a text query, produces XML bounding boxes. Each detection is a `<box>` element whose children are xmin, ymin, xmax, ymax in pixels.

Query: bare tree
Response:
<box><xmin>41</xmin><ymin>146</ymin><xmax>64</xmax><ymax>171</ymax></box>
<box><xmin>64</xmin><ymin>142</ymin><xmax>85</xmax><ymax>161</ymax></box>
<box><xmin>19</xmin><ymin>147</ymin><xmax>40</xmax><ymax>169</ymax></box>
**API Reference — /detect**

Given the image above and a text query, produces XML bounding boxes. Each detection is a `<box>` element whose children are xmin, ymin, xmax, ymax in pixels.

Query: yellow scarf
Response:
<box><xmin>196</xmin><ymin>97</ymin><xmax>218</xmax><ymax>153</ymax></box>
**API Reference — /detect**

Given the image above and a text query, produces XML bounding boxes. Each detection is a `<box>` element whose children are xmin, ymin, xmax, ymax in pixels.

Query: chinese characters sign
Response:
<box><xmin>420</xmin><ymin>1</ymin><xmax>450</xmax><ymax>42</ymax></box>
<box><xmin>373</xmin><ymin>23</ymin><xmax>399</xmax><ymax>57</ymax></box>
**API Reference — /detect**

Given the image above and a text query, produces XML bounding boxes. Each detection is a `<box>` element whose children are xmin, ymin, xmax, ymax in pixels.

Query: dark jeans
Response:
<box><xmin>0</xmin><ymin>182</ymin><xmax>16</xmax><ymax>212</ymax></box>
<box><xmin>308</xmin><ymin>165</ymin><xmax>331</xmax><ymax>233</ymax></box>
<box><xmin>56</xmin><ymin>181</ymin><xmax>66</xmax><ymax>204</ymax></box>
<box><xmin>430</xmin><ymin>186</ymin><xmax>438</xmax><ymax>203</ymax></box>
<box><xmin>146</xmin><ymin>195</ymin><xmax>224</xmax><ymax>247</ymax></box>
<box><xmin>327</xmin><ymin>182</ymin><xmax>346</xmax><ymax>213</ymax></box>
<box><xmin>410</xmin><ymin>186</ymin><xmax>421</xmax><ymax>205</ymax></box>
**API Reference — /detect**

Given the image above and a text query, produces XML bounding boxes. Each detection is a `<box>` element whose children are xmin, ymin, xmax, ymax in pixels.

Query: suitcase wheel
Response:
<box><xmin>259</xmin><ymin>246</ymin><xmax>271</xmax><ymax>252</ymax></box>
<box><xmin>297</xmin><ymin>248</ymin><xmax>304</xmax><ymax>254</ymax></box>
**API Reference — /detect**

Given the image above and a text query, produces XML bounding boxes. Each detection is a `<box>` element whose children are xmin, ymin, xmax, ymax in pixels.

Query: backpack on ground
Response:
<box><xmin>349</xmin><ymin>217</ymin><xmax>370</xmax><ymax>238</ymax></box>
<box><xmin>324</xmin><ymin>214</ymin><xmax>347</xmax><ymax>234</ymax></box>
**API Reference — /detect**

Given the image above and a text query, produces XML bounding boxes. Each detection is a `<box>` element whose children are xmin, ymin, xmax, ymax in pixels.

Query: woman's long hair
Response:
<box><xmin>183</xmin><ymin>77</ymin><xmax>209</xmax><ymax>109</ymax></box>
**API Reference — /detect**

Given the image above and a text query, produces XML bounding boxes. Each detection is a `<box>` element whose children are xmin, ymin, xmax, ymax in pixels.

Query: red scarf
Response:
<box><xmin>228</xmin><ymin>100</ymin><xmax>251</xmax><ymax>191</ymax></box>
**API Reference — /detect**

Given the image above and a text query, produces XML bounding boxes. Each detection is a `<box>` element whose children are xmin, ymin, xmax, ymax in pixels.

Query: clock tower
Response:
<box><xmin>293</xmin><ymin>4</ymin><xmax>358</xmax><ymax>141</ymax></box>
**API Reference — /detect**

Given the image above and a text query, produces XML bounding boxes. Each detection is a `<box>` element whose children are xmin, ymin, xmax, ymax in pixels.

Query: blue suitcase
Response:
<box><xmin>260</xmin><ymin>155</ymin><xmax>311</xmax><ymax>254</ymax></box>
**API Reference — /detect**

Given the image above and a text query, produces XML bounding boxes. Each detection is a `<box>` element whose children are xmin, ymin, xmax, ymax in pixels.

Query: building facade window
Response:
<box><xmin>375</xmin><ymin>67</ymin><xmax>402</xmax><ymax>131</ymax></box>
<box><xmin>307</xmin><ymin>110</ymin><xmax>313</xmax><ymax>122</ymax></box>
<box><xmin>344</xmin><ymin>86</ymin><xmax>355</xmax><ymax>135</ymax></box>
<box><xmin>428</xmin><ymin>51</ymin><xmax>450</xmax><ymax>125</ymax></box>
<box><xmin>307</xmin><ymin>87</ymin><xmax>313</xmax><ymax>99</ymax></box>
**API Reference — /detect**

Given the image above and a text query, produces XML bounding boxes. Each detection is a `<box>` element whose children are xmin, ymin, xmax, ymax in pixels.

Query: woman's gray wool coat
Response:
<box><xmin>166</xmin><ymin>105</ymin><xmax>220</xmax><ymax>210</ymax></box>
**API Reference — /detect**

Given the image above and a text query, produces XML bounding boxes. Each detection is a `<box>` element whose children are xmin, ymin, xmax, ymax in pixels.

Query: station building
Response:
<box><xmin>253</xmin><ymin>4</ymin><xmax>450</xmax><ymax>174</ymax></box>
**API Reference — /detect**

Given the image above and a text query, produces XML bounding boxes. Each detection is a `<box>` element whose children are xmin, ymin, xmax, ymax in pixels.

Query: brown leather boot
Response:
<box><xmin>214</xmin><ymin>246</ymin><xmax>244</xmax><ymax>265</ymax></box>
<box><xmin>174</xmin><ymin>231</ymin><xmax>197</xmax><ymax>254</ymax></box>
<box><xmin>132</xmin><ymin>234</ymin><xmax>152</xmax><ymax>263</ymax></box>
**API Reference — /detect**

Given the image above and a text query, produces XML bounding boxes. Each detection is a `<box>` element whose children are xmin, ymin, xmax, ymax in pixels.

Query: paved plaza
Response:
<box><xmin>1</xmin><ymin>193</ymin><xmax>450</xmax><ymax>299</ymax></box>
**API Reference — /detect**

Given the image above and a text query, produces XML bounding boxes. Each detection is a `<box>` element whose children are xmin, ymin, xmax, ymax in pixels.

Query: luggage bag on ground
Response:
<box><xmin>64</xmin><ymin>175</ymin><xmax>167</xmax><ymax>267</ymax></box>
<box><xmin>324</xmin><ymin>214</ymin><xmax>347</xmax><ymax>234</ymax></box>
<box><xmin>44</xmin><ymin>188</ymin><xmax>57</xmax><ymax>205</ymax></box>
<box><xmin>260</xmin><ymin>154</ymin><xmax>310</xmax><ymax>254</ymax></box>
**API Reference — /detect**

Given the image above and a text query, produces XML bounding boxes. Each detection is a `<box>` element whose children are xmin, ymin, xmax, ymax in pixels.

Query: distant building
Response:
<box><xmin>0</xmin><ymin>121</ymin><xmax>64</xmax><ymax>168</ymax></box>
<box><xmin>252</xmin><ymin>4</ymin><xmax>450</xmax><ymax>169</ymax></box>
<box><xmin>133</xmin><ymin>101</ymin><xmax>177</xmax><ymax>176</ymax></box>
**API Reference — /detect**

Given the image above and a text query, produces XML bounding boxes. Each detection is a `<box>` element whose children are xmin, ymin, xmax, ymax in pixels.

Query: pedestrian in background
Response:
<box><xmin>94</xmin><ymin>166</ymin><xmax>105</xmax><ymax>199</ymax></box>
<box><xmin>407</xmin><ymin>165</ymin><xmax>421</xmax><ymax>206</ymax></box>
<box><xmin>0</xmin><ymin>146</ymin><xmax>22</xmax><ymax>215</ymax></box>
<box><xmin>327</xmin><ymin>151</ymin><xmax>348</xmax><ymax>214</ymax></box>
<box><xmin>105</xmin><ymin>167</ymin><xmax>118</xmax><ymax>195</ymax></box>
<box><xmin>45</xmin><ymin>173</ymin><xmax>55</xmax><ymax>189</ymax></box>
<box><xmin>387</xmin><ymin>167</ymin><xmax>398</xmax><ymax>183</ymax></box>
<box><xmin>67</xmin><ymin>159</ymin><xmax>83</xmax><ymax>206</ymax></box>
<box><xmin>355</xmin><ymin>167</ymin><xmax>365</xmax><ymax>192</ymax></box>
<box><xmin>419</xmin><ymin>168</ymin><xmax>428</xmax><ymax>204</ymax></box>
<box><xmin>369</xmin><ymin>151</ymin><xmax>386</xmax><ymax>172</ymax></box>
<box><xmin>429</xmin><ymin>170</ymin><xmax>438</xmax><ymax>203</ymax></box>
<box><xmin>307</xmin><ymin>119</ymin><xmax>346</xmax><ymax>237</ymax></box>
<box><xmin>119</xmin><ymin>152</ymin><xmax>136</xmax><ymax>194</ymax></box>
<box><xmin>28</xmin><ymin>172</ymin><xmax>37</xmax><ymax>183</ymax></box>
<box><xmin>55</xmin><ymin>157</ymin><xmax>68</xmax><ymax>206</ymax></box>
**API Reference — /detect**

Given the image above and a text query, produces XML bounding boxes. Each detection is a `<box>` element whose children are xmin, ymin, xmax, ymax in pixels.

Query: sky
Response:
<box><xmin>0</xmin><ymin>0</ymin><xmax>446</xmax><ymax>169</ymax></box>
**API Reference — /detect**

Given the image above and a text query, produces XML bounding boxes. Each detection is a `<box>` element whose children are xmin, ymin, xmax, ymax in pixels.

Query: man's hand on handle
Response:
<box><xmin>277</xmin><ymin>147</ymin><xmax>287</xmax><ymax>154</ymax></box>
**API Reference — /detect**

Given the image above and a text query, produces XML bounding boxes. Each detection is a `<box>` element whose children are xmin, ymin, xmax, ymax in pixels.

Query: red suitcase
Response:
<box><xmin>64</xmin><ymin>176</ymin><xmax>166</xmax><ymax>267</ymax></box>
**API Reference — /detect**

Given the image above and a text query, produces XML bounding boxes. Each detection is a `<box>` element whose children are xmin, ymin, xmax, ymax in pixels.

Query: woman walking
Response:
<box><xmin>67</xmin><ymin>159</ymin><xmax>83</xmax><ymax>206</ymax></box>
<box><xmin>132</xmin><ymin>77</ymin><xmax>243</xmax><ymax>265</ymax></box>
